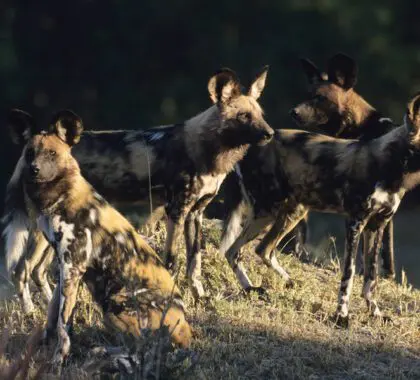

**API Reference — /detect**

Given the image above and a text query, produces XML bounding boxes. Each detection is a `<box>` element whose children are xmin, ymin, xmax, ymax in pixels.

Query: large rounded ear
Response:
<box><xmin>327</xmin><ymin>53</ymin><xmax>358</xmax><ymax>90</ymax></box>
<box><xmin>208</xmin><ymin>68</ymin><xmax>241</xmax><ymax>104</ymax></box>
<box><xmin>248</xmin><ymin>65</ymin><xmax>269</xmax><ymax>99</ymax></box>
<box><xmin>300</xmin><ymin>58</ymin><xmax>323</xmax><ymax>85</ymax></box>
<box><xmin>405</xmin><ymin>93</ymin><xmax>420</xmax><ymax>138</ymax></box>
<box><xmin>7</xmin><ymin>109</ymin><xmax>36</xmax><ymax>146</ymax></box>
<box><xmin>49</xmin><ymin>110</ymin><xmax>84</xmax><ymax>146</ymax></box>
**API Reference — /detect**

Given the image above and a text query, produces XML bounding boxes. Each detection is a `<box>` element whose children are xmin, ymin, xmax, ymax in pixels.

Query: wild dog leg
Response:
<box><xmin>185</xmin><ymin>194</ymin><xmax>215</xmax><ymax>299</ymax></box>
<box><xmin>164</xmin><ymin>181</ymin><xmax>195</xmax><ymax>272</ymax></box>
<box><xmin>256</xmin><ymin>204</ymin><xmax>308</xmax><ymax>287</ymax></box>
<box><xmin>32</xmin><ymin>245</ymin><xmax>55</xmax><ymax>303</ymax></box>
<box><xmin>381</xmin><ymin>220</ymin><xmax>395</xmax><ymax>279</ymax></box>
<box><xmin>164</xmin><ymin>214</ymin><xmax>187</xmax><ymax>273</ymax></box>
<box><xmin>52</xmin><ymin>262</ymin><xmax>84</xmax><ymax>367</ymax></box>
<box><xmin>336</xmin><ymin>218</ymin><xmax>365</xmax><ymax>319</ymax></box>
<box><xmin>45</xmin><ymin>282</ymin><xmax>60</xmax><ymax>344</ymax></box>
<box><xmin>225</xmin><ymin>214</ymin><xmax>273</xmax><ymax>291</ymax></box>
<box><xmin>13</xmin><ymin>260</ymin><xmax>34</xmax><ymax>314</ymax></box>
<box><xmin>184</xmin><ymin>210</ymin><xmax>205</xmax><ymax>298</ymax></box>
<box><xmin>13</xmin><ymin>229</ymin><xmax>49</xmax><ymax>312</ymax></box>
<box><xmin>293</xmin><ymin>215</ymin><xmax>310</xmax><ymax>261</ymax></box>
<box><xmin>362</xmin><ymin>222</ymin><xmax>388</xmax><ymax>316</ymax></box>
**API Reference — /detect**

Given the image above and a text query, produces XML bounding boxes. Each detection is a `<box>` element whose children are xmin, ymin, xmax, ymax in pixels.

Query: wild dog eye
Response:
<box><xmin>237</xmin><ymin>112</ymin><xmax>252</xmax><ymax>123</ymax></box>
<box><xmin>48</xmin><ymin>150</ymin><xmax>56</xmax><ymax>157</ymax></box>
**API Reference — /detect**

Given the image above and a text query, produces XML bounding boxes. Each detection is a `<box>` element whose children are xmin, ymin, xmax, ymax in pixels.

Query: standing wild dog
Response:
<box><xmin>4</xmin><ymin>67</ymin><xmax>274</xmax><ymax>311</ymax></box>
<box><xmin>222</xmin><ymin>92</ymin><xmax>420</xmax><ymax>322</ymax></box>
<box><xmin>221</xmin><ymin>53</ymin><xmax>396</xmax><ymax>279</ymax></box>
<box><xmin>289</xmin><ymin>53</ymin><xmax>396</xmax><ymax>276</ymax></box>
<box><xmin>20</xmin><ymin>113</ymin><xmax>192</xmax><ymax>367</ymax></box>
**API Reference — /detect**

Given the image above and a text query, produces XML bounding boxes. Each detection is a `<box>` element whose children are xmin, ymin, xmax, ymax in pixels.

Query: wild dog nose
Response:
<box><xmin>30</xmin><ymin>163</ymin><xmax>40</xmax><ymax>175</ymax></box>
<box><xmin>264</xmin><ymin>129</ymin><xmax>274</xmax><ymax>139</ymax></box>
<box><xmin>261</xmin><ymin>128</ymin><xmax>274</xmax><ymax>142</ymax></box>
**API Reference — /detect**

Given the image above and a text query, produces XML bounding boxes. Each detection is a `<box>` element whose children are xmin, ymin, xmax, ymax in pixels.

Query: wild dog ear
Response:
<box><xmin>327</xmin><ymin>53</ymin><xmax>358</xmax><ymax>90</ymax></box>
<box><xmin>248</xmin><ymin>65</ymin><xmax>269</xmax><ymax>99</ymax></box>
<box><xmin>7</xmin><ymin>109</ymin><xmax>36</xmax><ymax>146</ymax></box>
<box><xmin>49</xmin><ymin>110</ymin><xmax>84</xmax><ymax>146</ymax></box>
<box><xmin>208</xmin><ymin>68</ymin><xmax>241</xmax><ymax>104</ymax></box>
<box><xmin>405</xmin><ymin>93</ymin><xmax>420</xmax><ymax>136</ymax></box>
<box><xmin>300</xmin><ymin>58</ymin><xmax>323</xmax><ymax>85</ymax></box>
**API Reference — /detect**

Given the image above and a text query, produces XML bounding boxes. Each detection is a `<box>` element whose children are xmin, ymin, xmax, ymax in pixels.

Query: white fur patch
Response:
<box><xmin>220</xmin><ymin>166</ymin><xmax>253</xmax><ymax>255</ymax></box>
<box><xmin>37</xmin><ymin>215</ymin><xmax>75</xmax><ymax>257</ymax></box>
<box><xmin>3</xmin><ymin>211</ymin><xmax>29</xmax><ymax>276</ymax></box>
<box><xmin>89</xmin><ymin>208</ymin><xmax>97</xmax><ymax>224</ymax></box>
<box><xmin>83</xmin><ymin>228</ymin><xmax>93</xmax><ymax>260</ymax></box>
<box><xmin>148</xmin><ymin>131</ymin><xmax>165</xmax><ymax>141</ymax></box>
<box><xmin>126</xmin><ymin>140</ymin><xmax>158</xmax><ymax>183</ymax></box>
<box><xmin>115</xmin><ymin>232</ymin><xmax>126</xmax><ymax>244</ymax></box>
<box><xmin>371</xmin><ymin>185</ymin><xmax>401</xmax><ymax>214</ymax></box>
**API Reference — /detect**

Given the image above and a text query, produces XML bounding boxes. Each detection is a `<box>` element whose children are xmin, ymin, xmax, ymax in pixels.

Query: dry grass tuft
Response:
<box><xmin>0</xmin><ymin>218</ymin><xmax>419</xmax><ymax>379</ymax></box>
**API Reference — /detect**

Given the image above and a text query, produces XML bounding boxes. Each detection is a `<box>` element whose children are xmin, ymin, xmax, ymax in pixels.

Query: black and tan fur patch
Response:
<box><xmin>222</xmin><ymin>92</ymin><xmax>420</xmax><ymax>320</ymax></box>
<box><xmin>21</xmin><ymin>121</ymin><xmax>192</xmax><ymax>364</ymax></box>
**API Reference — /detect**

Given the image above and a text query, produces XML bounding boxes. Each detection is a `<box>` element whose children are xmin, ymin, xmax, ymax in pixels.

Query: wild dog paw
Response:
<box><xmin>285</xmin><ymin>279</ymin><xmax>295</xmax><ymax>289</ymax></box>
<box><xmin>382</xmin><ymin>271</ymin><xmax>396</xmax><ymax>280</ymax></box>
<box><xmin>331</xmin><ymin>312</ymin><xmax>350</xmax><ymax>328</ymax></box>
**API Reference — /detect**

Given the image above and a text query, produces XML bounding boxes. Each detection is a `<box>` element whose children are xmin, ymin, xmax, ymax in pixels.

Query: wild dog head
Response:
<box><xmin>208</xmin><ymin>66</ymin><xmax>274</xmax><ymax>146</ymax></box>
<box><xmin>290</xmin><ymin>53</ymin><xmax>375</xmax><ymax>137</ymax></box>
<box><xmin>22</xmin><ymin>110</ymin><xmax>83</xmax><ymax>184</ymax></box>
<box><xmin>403</xmin><ymin>93</ymin><xmax>420</xmax><ymax>178</ymax></box>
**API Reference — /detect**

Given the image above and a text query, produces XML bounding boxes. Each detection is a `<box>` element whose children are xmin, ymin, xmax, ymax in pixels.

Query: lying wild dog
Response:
<box><xmin>289</xmin><ymin>53</ymin><xmax>396</xmax><ymax>276</ymax></box>
<box><xmin>222</xmin><ymin>92</ymin><xmax>420</xmax><ymax>322</ymax></box>
<box><xmin>3</xmin><ymin>67</ymin><xmax>274</xmax><ymax>311</ymax></box>
<box><xmin>20</xmin><ymin>111</ymin><xmax>192</xmax><ymax>367</ymax></box>
<box><xmin>221</xmin><ymin>53</ymin><xmax>396</xmax><ymax>278</ymax></box>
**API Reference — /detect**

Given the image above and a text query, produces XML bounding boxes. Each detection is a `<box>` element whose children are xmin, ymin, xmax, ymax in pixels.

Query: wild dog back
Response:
<box><xmin>266</xmin><ymin>128</ymin><xmax>406</xmax><ymax>213</ymax></box>
<box><xmin>22</xmin><ymin>111</ymin><xmax>191</xmax><ymax>365</ymax></box>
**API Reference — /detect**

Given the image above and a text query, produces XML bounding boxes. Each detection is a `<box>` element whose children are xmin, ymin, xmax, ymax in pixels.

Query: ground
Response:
<box><xmin>0</xmin><ymin>219</ymin><xmax>419</xmax><ymax>379</ymax></box>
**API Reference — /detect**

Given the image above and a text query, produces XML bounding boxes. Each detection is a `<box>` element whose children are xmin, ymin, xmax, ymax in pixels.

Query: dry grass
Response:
<box><xmin>0</xmin><ymin>219</ymin><xmax>419</xmax><ymax>379</ymax></box>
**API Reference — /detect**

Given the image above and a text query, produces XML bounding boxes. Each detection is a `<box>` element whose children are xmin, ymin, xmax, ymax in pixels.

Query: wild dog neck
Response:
<box><xmin>336</xmin><ymin>92</ymin><xmax>394</xmax><ymax>140</ymax></box>
<box><xmin>373</xmin><ymin>125</ymin><xmax>420</xmax><ymax>192</ymax></box>
<box><xmin>183</xmin><ymin>105</ymin><xmax>251</xmax><ymax>174</ymax></box>
<box><xmin>25</xmin><ymin>170</ymin><xmax>93</xmax><ymax>216</ymax></box>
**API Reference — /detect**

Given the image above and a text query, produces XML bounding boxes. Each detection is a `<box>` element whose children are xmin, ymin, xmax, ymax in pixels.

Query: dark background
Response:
<box><xmin>0</xmin><ymin>1</ymin><xmax>419</xmax><ymax>285</ymax></box>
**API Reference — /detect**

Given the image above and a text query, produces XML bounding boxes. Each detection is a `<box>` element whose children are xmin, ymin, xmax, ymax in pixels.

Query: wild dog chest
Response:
<box><xmin>366</xmin><ymin>184</ymin><xmax>403</xmax><ymax>217</ymax></box>
<box><xmin>37</xmin><ymin>214</ymin><xmax>93</xmax><ymax>265</ymax></box>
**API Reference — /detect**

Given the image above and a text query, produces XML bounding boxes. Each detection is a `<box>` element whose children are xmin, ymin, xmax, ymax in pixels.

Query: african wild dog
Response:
<box><xmin>4</xmin><ymin>67</ymin><xmax>274</xmax><ymax>311</ymax></box>
<box><xmin>221</xmin><ymin>92</ymin><xmax>420</xmax><ymax>322</ymax></box>
<box><xmin>221</xmin><ymin>53</ymin><xmax>396</xmax><ymax>279</ymax></box>
<box><xmin>290</xmin><ymin>53</ymin><xmax>396</xmax><ymax>277</ymax></box>
<box><xmin>20</xmin><ymin>111</ymin><xmax>192</xmax><ymax>367</ymax></box>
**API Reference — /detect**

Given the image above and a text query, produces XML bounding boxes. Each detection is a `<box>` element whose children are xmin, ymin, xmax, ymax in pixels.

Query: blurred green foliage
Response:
<box><xmin>0</xmin><ymin>1</ymin><xmax>419</xmax><ymax>211</ymax></box>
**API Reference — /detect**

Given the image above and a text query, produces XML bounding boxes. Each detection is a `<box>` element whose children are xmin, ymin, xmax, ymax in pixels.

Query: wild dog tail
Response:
<box><xmin>2</xmin><ymin>158</ymin><xmax>30</xmax><ymax>277</ymax></box>
<box><xmin>219</xmin><ymin>165</ymin><xmax>252</xmax><ymax>255</ymax></box>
